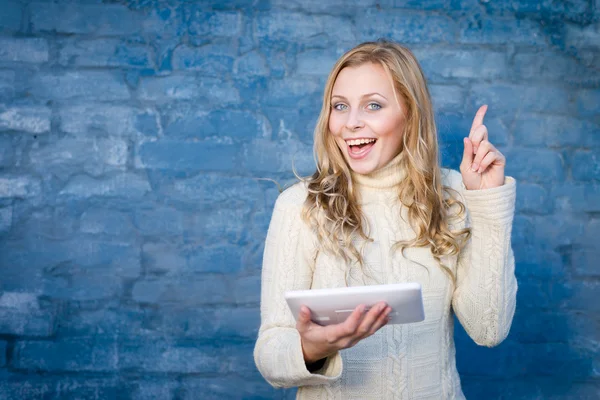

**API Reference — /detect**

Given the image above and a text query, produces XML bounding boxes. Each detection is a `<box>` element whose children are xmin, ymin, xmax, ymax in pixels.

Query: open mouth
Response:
<box><xmin>347</xmin><ymin>138</ymin><xmax>377</xmax><ymax>157</ymax></box>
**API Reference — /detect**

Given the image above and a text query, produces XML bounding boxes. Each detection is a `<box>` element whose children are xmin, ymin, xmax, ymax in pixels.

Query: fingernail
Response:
<box><xmin>471</xmin><ymin>163</ymin><xmax>479</xmax><ymax>172</ymax></box>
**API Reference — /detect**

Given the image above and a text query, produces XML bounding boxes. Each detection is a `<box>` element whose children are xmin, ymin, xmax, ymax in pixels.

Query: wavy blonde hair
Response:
<box><xmin>301</xmin><ymin>40</ymin><xmax>470</xmax><ymax>282</ymax></box>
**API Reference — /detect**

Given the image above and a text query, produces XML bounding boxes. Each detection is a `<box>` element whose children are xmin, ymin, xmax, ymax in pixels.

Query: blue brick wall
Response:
<box><xmin>0</xmin><ymin>0</ymin><xmax>598</xmax><ymax>398</ymax></box>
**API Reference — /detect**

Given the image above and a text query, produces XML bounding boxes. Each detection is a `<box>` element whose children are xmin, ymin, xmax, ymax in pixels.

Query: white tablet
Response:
<box><xmin>285</xmin><ymin>283</ymin><xmax>425</xmax><ymax>326</ymax></box>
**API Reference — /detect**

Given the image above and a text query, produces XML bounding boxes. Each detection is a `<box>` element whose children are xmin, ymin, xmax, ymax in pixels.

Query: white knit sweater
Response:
<box><xmin>254</xmin><ymin>154</ymin><xmax>517</xmax><ymax>399</ymax></box>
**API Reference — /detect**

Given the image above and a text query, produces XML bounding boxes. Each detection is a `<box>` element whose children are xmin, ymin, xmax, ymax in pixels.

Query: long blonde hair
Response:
<box><xmin>301</xmin><ymin>40</ymin><xmax>470</xmax><ymax>281</ymax></box>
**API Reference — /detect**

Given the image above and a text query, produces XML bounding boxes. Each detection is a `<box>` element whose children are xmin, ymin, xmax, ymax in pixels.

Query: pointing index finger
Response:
<box><xmin>470</xmin><ymin>104</ymin><xmax>488</xmax><ymax>136</ymax></box>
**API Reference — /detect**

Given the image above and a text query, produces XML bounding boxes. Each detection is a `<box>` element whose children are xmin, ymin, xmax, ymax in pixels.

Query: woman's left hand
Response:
<box><xmin>460</xmin><ymin>105</ymin><xmax>506</xmax><ymax>190</ymax></box>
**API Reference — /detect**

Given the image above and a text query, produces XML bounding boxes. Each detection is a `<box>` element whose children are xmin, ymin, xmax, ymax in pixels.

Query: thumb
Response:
<box><xmin>296</xmin><ymin>306</ymin><xmax>312</xmax><ymax>331</ymax></box>
<box><xmin>461</xmin><ymin>137</ymin><xmax>474</xmax><ymax>168</ymax></box>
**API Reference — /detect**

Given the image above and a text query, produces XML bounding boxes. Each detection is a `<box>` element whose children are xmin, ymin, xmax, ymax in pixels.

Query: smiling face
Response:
<box><xmin>328</xmin><ymin>62</ymin><xmax>406</xmax><ymax>175</ymax></box>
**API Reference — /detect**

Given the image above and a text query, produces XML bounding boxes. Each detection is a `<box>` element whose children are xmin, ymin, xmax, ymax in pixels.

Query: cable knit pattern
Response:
<box><xmin>254</xmin><ymin>154</ymin><xmax>518</xmax><ymax>399</ymax></box>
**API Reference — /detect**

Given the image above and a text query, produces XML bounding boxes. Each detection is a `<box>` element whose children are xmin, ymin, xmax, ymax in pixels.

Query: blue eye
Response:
<box><xmin>367</xmin><ymin>103</ymin><xmax>382</xmax><ymax>110</ymax></box>
<box><xmin>333</xmin><ymin>103</ymin><xmax>348</xmax><ymax>111</ymax></box>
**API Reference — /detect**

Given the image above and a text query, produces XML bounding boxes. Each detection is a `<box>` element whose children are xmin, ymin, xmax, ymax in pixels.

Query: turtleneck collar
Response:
<box><xmin>351</xmin><ymin>151</ymin><xmax>406</xmax><ymax>192</ymax></box>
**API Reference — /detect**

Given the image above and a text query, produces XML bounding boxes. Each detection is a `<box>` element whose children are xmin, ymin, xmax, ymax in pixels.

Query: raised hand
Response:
<box><xmin>296</xmin><ymin>302</ymin><xmax>391</xmax><ymax>364</ymax></box>
<box><xmin>460</xmin><ymin>105</ymin><xmax>506</xmax><ymax>190</ymax></box>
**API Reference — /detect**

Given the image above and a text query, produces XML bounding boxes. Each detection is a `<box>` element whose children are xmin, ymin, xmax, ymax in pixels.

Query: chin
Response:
<box><xmin>346</xmin><ymin>158</ymin><xmax>378</xmax><ymax>175</ymax></box>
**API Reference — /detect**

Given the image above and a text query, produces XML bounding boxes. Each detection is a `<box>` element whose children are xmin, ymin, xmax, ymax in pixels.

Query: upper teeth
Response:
<box><xmin>347</xmin><ymin>138</ymin><xmax>376</xmax><ymax>146</ymax></box>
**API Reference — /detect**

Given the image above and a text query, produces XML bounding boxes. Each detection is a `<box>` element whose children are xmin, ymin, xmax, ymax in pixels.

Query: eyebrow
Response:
<box><xmin>331</xmin><ymin>92</ymin><xmax>388</xmax><ymax>100</ymax></box>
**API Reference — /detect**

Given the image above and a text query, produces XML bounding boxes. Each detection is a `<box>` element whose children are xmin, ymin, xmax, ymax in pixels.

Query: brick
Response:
<box><xmin>565</xmin><ymin>281</ymin><xmax>600</xmax><ymax>312</ymax></box>
<box><xmin>0</xmin><ymin>341</ymin><xmax>5</xmax><ymax>366</ymax></box>
<box><xmin>429</xmin><ymin>85</ymin><xmax>466</xmax><ymax>111</ymax></box>
<box><xmin>60</xmin><ymin>105</ymin><xmax>159</xmax><ymax>137</ymax></box>
<box><xmin>0</xmin><ymin>38</ymin><xmax>48</xmax><ymax>63</ymax></box>
<box><xmin>516</xmin><ymin>183</ymin><xmax>553</xmax><ymax>214</ymax></box>
<box><xmin>58</xmin><ymin>38</ymin><xmax>152</xmax><ymax>68</ymax></box>
<box><xmin>13</xmin><ymin>338</ymin><xmax>118</xmax><ymax>372</ymax></box>
<box><xmin>31</xmin><ymin>3</ymin><xmax>141</xmax><ymax>35</ymax></box>
<box><xmin>356</xmin><ymin>10</ymin><xmax>456</xmax><ymax>43</ymax></box>
<box><xmin>126</xmin><ymin>380</ymin><xmax>177</xmax><ymax>400</ymax></box>
<box><xmin>163</xmin><ymin>107</ymin><xmax>269</xmax><ymax>140</ymax></box>
<box><xmin>143</xmin><ymin>242</ymin><xmax>244</xmax><ymax>275</ymax></box>
<box><xmin>469</xmin><ymin>84</ymin><xmax>570</xmax><ymax>115</ymax></box>
<box><xmin>511</xmin><ymin>310</ymin><xmax>569</xmax><ymax>344</ymax></box>
<box><xmin>188</xmin><ymin>10</ymin><xmax>241</xmax><ymax>38</ymax></box>
<box><xmin>31</xmin><ymin>72</ymin><xmax>129</xmax><ymax>101</ymax></box>
<box><xmin>296</xmin><ymin>49</ymin><xmax>339</xmax><ymax>76</ymax></box>
<box><xmin>150</xmin><ymin>306</ymin><xmax>259</xmax><ymax>340</ymax></box>
<box><xmin>0</xmin><ymin>205</ymin><xmax>11</xmax><ymax>232</ymax></box>
<box><xmin>190</xmin><ymin>206</ymin><xmax>251</xmax><ymax>243</ymax></box>
<box><xmin>415</xmin><ymin>48</ymin><xmax>507</xmax><ymax>80</ymax></box>
<box><xmin>179</xmin><ymin>376</ymin><xmax>281</xmax><ymax>400</ymax></box>
<box><xmin>572</xmin><ymin>151</ymin><xmax>600</xmax><ymax>181</ymax></box>
<box><xmin>138</xmin><ymin>76</ymin><xmax>240</xmax><ymax>104</ymax></box>
<box><xmin>12</xmin><ymin>205</ymin><xmax>79</xmax><ymax>241</ymax></box>
<box><xmin>513</xmin><ymin>244</ymin><xmax>564</xmax><ymax>278</ymax></box>
<box><xmin>264</xmin><ymin>77</ymin><xmax>321</xmax><ymax>108</ymax></box>
<box><xmin>486</xmin><ymin>0</ymin><xmax>590</xmax><ymax>15</ymax></box>
<box><xmin>29</xmin><ymin>137</ymin><xmax>128</xmax><ymax>177</ymax></box>
<box><xmin>170</xmin><ymin>174</ymin><xmax>263</xmax><ymax>208</ymax></box>
<box><xmin>0</xmin><ymin>134</ymin><xmax>13</xmax><ymax>167</ymax></box>
<box><xmin>513</xmin><ymin>114</ymin><xmax>599</xmax><ymax>148</ymax></box>
<box><xmin>530</xmin><ymin>215</ymin><xmax>585</xmax><ymax>249</ymax></box>
<box><xmin>0</xmin><ymin>106</ymin><xmax>51</xmax><ymax>134</ymax></box>
<box><xmin>55</xmin><ymin>307</ymin><xmax>130</xmax><ymax>338</ymax></box>
<box><xmin>1</xmin><ymin>239</ymin><xmax>142</xmax><ymax>295</ymax></box>
<box><xmin>188</xmin><ymin>245</ymin><xmax>245</xmax><ymax>273</ymax></box>
<box><xmin>44</xmin><ymin>271</ymin><xmax>123</xmax><ymax>302</ymax></box>
<box><xmin>0</xmin><ymin>0</ymin><xmax>22</xmax><ymax>31</ymax></box>
<box><xmin>59</xmin><ymin>173</ymin><xmax>151</xmax><ymax>198</ymax></box>
<box><xmin>80</xmin><ymin>208</ymin><xmax>135</xmax><ymax>236</ymax></box>
<box><xmin>572</xmin><ymin>249</ymin><xmax>600</xmax><ymax>277</ymax></box>
<box><xmin>0</xmin><ymin>71</ymin><xmax>15</xmax><ymax>100</ymax></box>
<box><xmin>140</xmin><ymin>6</ymin><xmax>187</xmax><ymax>39</ymax></box>
<box><xmin>241</xmin><ymin>138</ymin><xmax>314</xmax><ymax>175</ymax></box>
<box><xmin>551</xmin><ymin>183</ymin><xmax>600</xmax><ymax>213</ymax></box>
<box><xmin>565</xmin><ymin>21</ymin><xmax>600</xmax><ymax>50</ymax></box>
<box><xmin>137</xmin><ymin>141</ymin><xmax>238</xmax><ymax>171</ymax></box>
<box><xmin>268</xmin><ymin>0</ymin><xmax>378</xmax><ymax>14</ymax></box>
<box><xmin>455</xmin><ymin>332</ymin><xmax>517</xmax><ymax>377</ymax></box>
<box><xmin>133</xmin><ymin>206</ymin><xmax>184</xmax><ymax>236</ymax></box>
<box><xmin>459</xmin><ymin>17</ymin><xmax>547</xmax><ymax>45</ymax></box>
<box><xmin>0</xmin><ymin>292</ymin><xmax>54</xmax><ymax>337</ymax></box>
<box><xmin>576</xmin><ymin>89</ymin><xmax>600</xmax><ymax>118</ymax></box>
<box><xmin>142</xmin><ymin>242</ymin><xmax>187</xmax><ymax>276</ymax></box>
<box><xmin>503</xmin><ymin>148</ymin><xmax>564</xmax><ymax>183</ymax></box>
<box><xmin>131</xmin><ymin>276</ymin><xmax>229</xmax><ymax>305</ymax></box>
<box><xmin>256</xmin><ymin>12</ymin><xmax>356</xmax><ymax>45</ymax></box>
<box><xmin>234</xmin><ymin>50</ymin><xmax>269</xmax><ymax>76</ymax></box>
<box><xmin>172</xmin><ymin>43</ymin><xmax>235</xmax><ymax>75</ymax></box>
<box><xmin>517</xmin><ymin>280</ymin><xmax>572</xmax><ymax>310</ymax></box>
<box><xmin>0</xmin><ymin>175</ymin><xmax>41</xmax><ymax>198</ymax></box>
<box><xmin>512</xmin><ymin>51</ymin><xmax>599</xmax><ymax>86</ymax></box>
<box><xmin>263</xmin><ymin>105</ymin><xmax>319</xmax><ymax>143</ymax></box>
<box><xmin>0</xmin><ymin>376</ymin><xmax>119</xmax><ymax>400</ymax></box>
<box><xmin>232</xmin><ymin>274</ymin><xmax>260</xmax><ymax>305</ymax></box>
<box><xmin>119</xmin><ymin>341</ymin><xmax>222</xmax><ymax>373</ymax></box>
<box><xmin>390</xmin><ymin>0</ymin><xmax>446</xmax><ymax>8</ymax></box>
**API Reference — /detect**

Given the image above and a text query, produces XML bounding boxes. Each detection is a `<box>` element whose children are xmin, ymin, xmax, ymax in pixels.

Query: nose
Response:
<box><xmin>345</xmin><ymin>109</ymin><xmax>364</xmax><ymax>131</ymax></box>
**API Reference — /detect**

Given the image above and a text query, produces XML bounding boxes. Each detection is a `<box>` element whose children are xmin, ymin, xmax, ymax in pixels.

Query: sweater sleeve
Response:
<box><xmin>253</xmin><ymin>184</ymin><xmax>343</xmax><ymax>388</ymax></box>
<box><xmin>447</xmin><ymin>170</ymin><xmax>518</xmax><ymax>347</ymax></box>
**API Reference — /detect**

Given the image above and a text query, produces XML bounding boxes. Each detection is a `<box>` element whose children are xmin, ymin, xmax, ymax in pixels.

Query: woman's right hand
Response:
<box><xmin>296</xmin><ymin>302</ymin><xmax>392</xmax><ymax>365</ymax></box>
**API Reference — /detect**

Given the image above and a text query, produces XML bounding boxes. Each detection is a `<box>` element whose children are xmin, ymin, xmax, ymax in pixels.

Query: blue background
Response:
<box><xmin>0</xmin><ymin>0</ymin><xmax>598</xmax><ymax>398</ymax></box>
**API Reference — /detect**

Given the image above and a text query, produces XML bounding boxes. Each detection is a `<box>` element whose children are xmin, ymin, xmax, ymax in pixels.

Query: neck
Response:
<box><xmin>351</xmin><ymin>151</ymin><xmax>406</xmax><ymax>191</ymax></box>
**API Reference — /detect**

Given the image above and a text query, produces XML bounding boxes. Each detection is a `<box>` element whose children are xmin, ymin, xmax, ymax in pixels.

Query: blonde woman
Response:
<box><xmin>254</xmin><ymin>40</ymin><xmax>517</xmax><ymax>399</ymax></box>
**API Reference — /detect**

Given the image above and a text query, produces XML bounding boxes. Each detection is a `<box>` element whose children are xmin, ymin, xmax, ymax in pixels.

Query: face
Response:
<box><xmin>328</xmin><ymin>62</ymin><xmax>406</xmax><ymax>175</ymax></box>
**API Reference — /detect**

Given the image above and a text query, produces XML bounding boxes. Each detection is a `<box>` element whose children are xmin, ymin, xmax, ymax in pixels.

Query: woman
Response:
<box><xmin>254</xmin><ymin>40</ymin><xmax>517</xmax><ymax>399</ymax></box>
